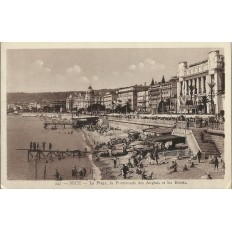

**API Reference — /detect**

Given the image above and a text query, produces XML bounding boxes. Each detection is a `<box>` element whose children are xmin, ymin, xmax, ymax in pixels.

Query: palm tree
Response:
<box><xmin>198</xmin><ymin>96</ymin><xmax>210</xmax><ymax>114</ymax></box>
<box><xmin>208</xmin><ymin>82</ymin><xmax>216</xmax><ymax>114</ymax></box>
<box><xmin>188</xmin><ymin>83</ymin><xmax>195</xmax><ymax>102</ymax></box>
<box><xmin>123</xmin><ymin>99</ymin><xmax>132</xmax><ymax>114</ymax></box>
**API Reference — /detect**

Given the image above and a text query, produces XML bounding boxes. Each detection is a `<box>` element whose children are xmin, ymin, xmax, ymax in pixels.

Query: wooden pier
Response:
<box><xmin>43</xmin><ymin>121</ymin><xmax>73</xmax><ymax>129</ymax></box>
<box><xmin>16</xmin><ymin>149</ymin><xmax>89</xmax><ymax>161</ymax></box>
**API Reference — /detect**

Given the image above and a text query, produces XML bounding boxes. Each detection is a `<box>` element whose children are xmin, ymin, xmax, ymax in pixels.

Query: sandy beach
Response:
<box><xmin>83</xmin><ymin>120</ymin><xmax>225</xmax><ymax>180</ymax></box>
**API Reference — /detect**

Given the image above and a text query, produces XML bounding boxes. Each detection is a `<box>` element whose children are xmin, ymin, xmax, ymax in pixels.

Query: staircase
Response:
<box><xmin>192</xmin><ymin>129</ymin><xmax>221</xmax><ymax>158</ymax></box>
<box><xmin>210</xmin><ymin>134</ymin><xmax>224</xmax><ymax>155</ymax></box>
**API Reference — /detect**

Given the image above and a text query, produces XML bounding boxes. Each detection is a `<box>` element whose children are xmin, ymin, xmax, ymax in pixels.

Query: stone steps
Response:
<box><xmin>192</xmin><ymin>130</ymin><xmax>221</xmax><ymax>156</ymax></box>
<box><xmin>210</xmin><ymin>134</ymin><xmax>224</xmax><ymax>155</ymax></box>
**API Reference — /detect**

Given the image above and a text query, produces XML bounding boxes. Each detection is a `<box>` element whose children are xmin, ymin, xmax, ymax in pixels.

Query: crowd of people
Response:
<box><xmin>29</xmin><ymin>141</ymin><xmax>52</xmax><ymax>151</ymax></box>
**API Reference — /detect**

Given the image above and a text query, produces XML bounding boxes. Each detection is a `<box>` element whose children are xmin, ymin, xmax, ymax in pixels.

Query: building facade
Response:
<box><xmin>137</xmin><ymin>86</ymin><xmax>149</xmax><ymax>113</ymax></box>
<box><xmin>116</xmin><ymin>86</ymin><xmax>138</xmax><ymax>111</ymax></box>
<box><xmin>104</xmin><ymin>91</ymin><xmax>118</xmax><ymax>110</ymax></box>
<box><xmin>66</xmin><ymin>86</ymin><xmax>105</xmax><ymax>112</ymax></box>
<box><xmin>148</xmin><ymin>76</ymin><xmax>177</xmax><ymax>114</ymax></box>
<box><xmin>177</xmin><ymin>50</ymin><xmax>225</xmax><ymax>114</ymax></box>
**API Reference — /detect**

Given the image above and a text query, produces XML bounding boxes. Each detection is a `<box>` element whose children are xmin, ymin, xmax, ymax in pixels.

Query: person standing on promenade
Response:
<box><xmin>214</xmin><ymin>156</ymin><xmax>219</xmax><ymax>170</ymax></box>
<box><xmin>49</xmin><ymin>143</ymin><xmax>52</xmax><ymax>151</ymax></box>
<box><xmin>197</xmin><ymin>150</ymin><xmax>202</xmax><ymax>163</ymax></box>
<box><xmin>30</xmin><ymin>141</ymin><xmax>33</xmax><ymax>150</ymax></box>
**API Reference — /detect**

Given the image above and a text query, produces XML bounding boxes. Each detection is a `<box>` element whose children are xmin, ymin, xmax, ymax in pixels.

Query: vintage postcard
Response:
<box><xmin>1</xmin><ymin>42</ymin><xmax>231</xmax><ymax>188</ymax></box>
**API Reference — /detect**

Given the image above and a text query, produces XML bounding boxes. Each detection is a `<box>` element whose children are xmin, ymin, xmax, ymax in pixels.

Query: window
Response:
<box><xmin>203</xmin><ymin>76</ymin><xmax>206</xmax><ymax>93</ymax></box>
<box><xmin>194</xmin><ymin>78</ymin><xmax>197</xmax><ymax>94</ymax></box>
<box><xmin>198</xmin><ymin>77</ymin><xmax>201</xmax><ymax>93</ymax></box>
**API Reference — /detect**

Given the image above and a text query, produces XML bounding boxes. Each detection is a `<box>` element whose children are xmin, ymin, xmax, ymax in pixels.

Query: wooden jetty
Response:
<box><xmin>16</xmin><ymin>149</ymin><xmax>89</xmax><ymax>161</ymax></box>
<box><xmin>43</xmin><ymin>116</ymin><xmax>99</xmax><ymax>128</ymax></box>
<box><xmin>43</xmin><ymin>121</ymin><xmax>73</xmax><ymax>129</ymax></box>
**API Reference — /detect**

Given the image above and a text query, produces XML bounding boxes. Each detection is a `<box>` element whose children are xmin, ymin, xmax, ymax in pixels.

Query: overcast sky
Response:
<box><xmin>7</xmin><ymin>48</ymin><xmax>224</xmax><ymax>93</ymax></box>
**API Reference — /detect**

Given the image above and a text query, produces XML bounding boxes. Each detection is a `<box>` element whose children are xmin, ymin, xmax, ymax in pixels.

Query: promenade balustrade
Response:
<box><xmin>107</xmin><ymin>114</ymin><xmax>224</xmax><ymax>131</ymax></box>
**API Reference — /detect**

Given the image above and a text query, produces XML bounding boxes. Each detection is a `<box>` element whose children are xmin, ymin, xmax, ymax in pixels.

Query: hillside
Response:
<box><xmin>7</xmin><ymin>89</ymin><xmax>116</xmax><ymax>104</ymax></box>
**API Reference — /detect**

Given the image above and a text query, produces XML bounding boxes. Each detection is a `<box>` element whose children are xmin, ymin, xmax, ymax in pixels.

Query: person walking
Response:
<box><xmin>113</xmin><ymin>157</ymin><xmax>117</xmax><ymax>168</ymax></box>
<box><xmin>197</xmin><ymin>150</ymin><xmax>202</xmax><ymax>163</ymax></box>
<box><xmin>122</xmin><ymin>164</ymin><xmax>128</xmax><ymax>179</ymax></box>
<box><xmin>154</xmin><ymin>152</ymin><xmax>159</xmax><ymax>165</ymax></box>
<box><xmin>214</xmin><ymin>156</ymin><xmax>219</xmax><ymax>170</ymax></box>
<box><xmin>200</xmin><ymin>131</ymin><xmax>204</xmax><ymax>142</ymax></box>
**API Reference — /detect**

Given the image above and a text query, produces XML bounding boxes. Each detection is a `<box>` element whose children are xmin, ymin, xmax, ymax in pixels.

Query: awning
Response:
<box><xmin>143</xmin><ymin>127</ymin><xmax>173</xmax><ymax>134</ymax></box>
<box><xmin>148</xmin><ymin>135</ymin><xmax>185</xmax><ymax>143</ymax></box>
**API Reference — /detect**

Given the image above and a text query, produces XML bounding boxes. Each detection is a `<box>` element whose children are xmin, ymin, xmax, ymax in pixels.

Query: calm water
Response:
<box><xmin>7</xmin><ymin>116</ymin><xmax>94</xmax><ymax>180</ymax></box>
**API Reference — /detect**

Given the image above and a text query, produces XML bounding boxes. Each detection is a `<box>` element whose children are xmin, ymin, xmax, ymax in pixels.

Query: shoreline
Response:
<box><xmin>81</xmin><ymin>130</ymin><xmax>102</xmax><ymax>180</ymax></box>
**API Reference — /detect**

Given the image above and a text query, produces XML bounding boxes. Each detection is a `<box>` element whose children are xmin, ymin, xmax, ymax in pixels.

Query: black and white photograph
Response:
<box><xmin>1</xmin><ymin>43</ymin><xmax>231</xmax><ymax>188</ymax></box>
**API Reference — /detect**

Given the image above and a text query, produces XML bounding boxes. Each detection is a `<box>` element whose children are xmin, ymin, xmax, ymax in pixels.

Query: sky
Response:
<box><xmin>7</xmin><ymin>47</ymin><xmax>224</xmax><ymax>93</ymax></box>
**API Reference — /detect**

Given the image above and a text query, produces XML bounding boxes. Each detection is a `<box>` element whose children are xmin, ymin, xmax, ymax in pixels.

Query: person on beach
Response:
<box><xmin>133</xmin><ymin>157</ymin><xmax>138</xmax><ymax>167</ymax></box>
<box><xmin>122</xmin><ymin>164</ymin><xmax>129</xmax><ymax>179</ymax></box>
<box><xmin>190</xmin><ymin>161</ymin><xmax>196</xmax><ymax>168</ymax></box>
<box><xmin>183</xmin><ymin>165</ymin><xmax>189</xmax><ymax>171</ymax></box>
<box><xmin>214</xmin><ymin>156</ymin><xmax>219</xmax><ymax>170</ymax></box>
<box><xmin>113</xmin><ymin>157</ymin><xmax>117</xmax><ymax>168</ymax></box>
<box><xmin>169</xmin><ymin>160</ymin><xmax>178</xmax><ymax>173</ymax></box>
<box><xmin>82</xmin><ymin>167</ymin><xmax>87</xmax><ymax>176</ymax></box>
<box><xmin>42</xmin><ymin>141</ymin><xmax>46</xmax><ymax>151</ymax></box>
<box><xmin>154</xmin><ymin>152</ymin><xmax>159</xmax><ymax>165</ymax></box>
<box><xmin>72</xmin><ymin>165</ymin><xmax>77</xmax><ymax>177</ymax></box>
<box><xmin>197</xmin><ymin>150</ymin><xmax>202</xmax><ymax>163</ymax></box>
<box><xmin>55</xmin><ymin>169</ymin><xmax>62</xmax><ymax>181</ymax></box>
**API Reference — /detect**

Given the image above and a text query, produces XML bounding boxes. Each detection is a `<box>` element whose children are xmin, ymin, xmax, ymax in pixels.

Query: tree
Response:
<box><xmin>161</xmin><ymin>75</ymin><xmax>165</xmax><ymax>84</ymax></box>
<box><xmin>87</xmin><ymin>103</ymin><xmax>105</xmax><ymax>112</ymax></box>
<box><xmin>151</xmin><ymin>78</ymin><xmax>155</xmax><ymax>86</ymax></box>
<box><xmin>208</xmin><ymin>82</ymin><xmax>216</xmax><ymax>114</ymax></box>
<box><xmin>188</xmin><ymin>83</ymin><xmax>195</xmax><ymax>101</ymax></box>
<box><xmin>198</xmin><ymin>96</ymin><xmax>210</xmax><ymax>114</ymax></box>
<box><xmin>122</xmin><ymin>99</ymin><xmax>132</xmax><ymax>114</ymax></box>
<box><xmin>115</xmin><ymin>104</ymin><xmax>122</xmax><ymax>113</ymax></box>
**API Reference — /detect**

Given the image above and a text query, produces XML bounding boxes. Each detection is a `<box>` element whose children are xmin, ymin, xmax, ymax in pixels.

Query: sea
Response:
<box><xmin>7</xmin><ymin>115</ymin><xmax>95</xmax><ymax>180</ymax></box>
